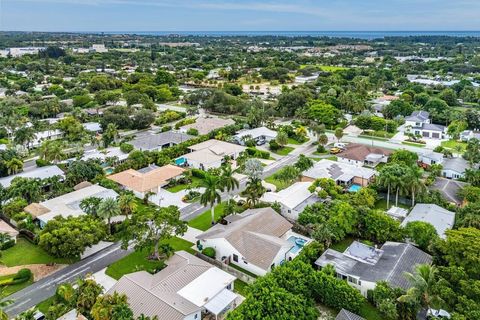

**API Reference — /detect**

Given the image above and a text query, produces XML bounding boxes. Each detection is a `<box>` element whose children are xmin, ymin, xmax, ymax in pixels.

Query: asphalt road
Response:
<box><xmin>4</xmin><ymin>243</ymin><xmax>131</xmax><ymax>317</ymax></box>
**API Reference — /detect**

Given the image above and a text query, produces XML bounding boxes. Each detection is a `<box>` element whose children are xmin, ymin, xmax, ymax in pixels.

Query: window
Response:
<box><xmin>348</xmin><ymin>276</ymin><xmax>358</xmax><ymax>285</ymax></box>
<box><xmin>194</xmin><ymin>314</ymin><xmax>198</xmax><ymax>319</ymax></box>
<box><xmin>233</xmin><ymin>254</ymin><xmax>238</xmax><ymax>262</ymax></box>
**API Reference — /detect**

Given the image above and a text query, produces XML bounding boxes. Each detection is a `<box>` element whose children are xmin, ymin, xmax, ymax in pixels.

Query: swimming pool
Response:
<box><xmin>287</xmin><ymin>236</ymin><xmax>307</xmax><ymax>254</ymax></box>
<box><xmin>347</xmin><ymin>184</ymin><xmax>362</xmax><ymax>192</ymax></box>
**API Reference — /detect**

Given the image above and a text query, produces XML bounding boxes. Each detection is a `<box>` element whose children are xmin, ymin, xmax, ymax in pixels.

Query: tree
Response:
<box><xmin>39</xmin><ymin>140</ymin><xmax>65</xmax><ymax>163</ymax></box>
<box><xmin>447</xmin><ymin>120</ymin><xmax>468</xmax><ymax>140</ymax></box>
<box><xmin>80</xmin><ymin>196</ymin><xmax>102</xmax><ymax>217</ymax></box>
<box><xmin>122</xmin><ymin>206</ymin><xmax>187</xmax><ymax>260</ymax></box>
<box><xmin>398</xmin><ymin>264</ymin><xmax>442</xmax><ymax>312</ymax></box>
<box><xmin>102</xmin><ymin>123</ymin><xmax>119</xmax><ymax>148</ymax></box>
<box><xmin>244</xmin><ymin>176</ymin><xmax>266</xmax><ymax>208</ymax></box>
<box><xmin>199</xmin><ymin>175</ymin><xmax>222</xmax><ymax>226</ymax></box>
<box><xmin>118</xmin><ymin>192</ymin><xmax>137</xmax><ymax>218</ymax></box>
<box><xmin>334</xmin><ymin>127</ymin><xmax>343</xmax><ymax>142</ymax></box>
<box><xmin>276</xmin><ymin>131</ymin><xmax>288</xmax><ymax>147</ymax></box>
<box><xmin>455</xmin><ymin>202</ymin><xmax>480</xmax><ymax>228</ymax></box>
<box><xmin>97</xmin><ymin>198</ymin><xmax>120</xmax><ymax>234</ymax></box>
<box><xmin>406</xmin><ymin>166</ymin><xmax>425</xmax><ymax>206</ymax></box>
<box><xmin>39</xmin><ymin>215</ymin><xmax>107</xmax><ymax>258</ymax></box>
<box><xmin>358</xmin><ymin>210</ymin><xmax>403</xmax><ymax>243</ymax></box>
<box><xmin>66</xmin><ymin>160</ymin><xmax>104</xmax><ymax>186</ymax></box>
<box><xmin>404</xmin><ymin>221</ymin><xmax>438</xmax><ymax>251</ymax></box>
<box><xmin>440</xmin><ymin>228</ymin><xmax>480</xmax><ymax>278</ymax></box>
<box><xmin>390</xmin><ymin>149</ymin><xmax>418</xmax><ymax>167</ymax></box>
<box><xmin>244</xmin><ymin>159</ymin><xmax>263</xmax><ymax>179</ymax></box>
<box><xmin>277</xmin><ymin>88</ymin><xmax>311</xmax><ymax>117</ymax></box>
<box><xmin>464</xmin><ymin>168</ymin><xmax>480</xmax><ymax>186</ymax></box>
<box><xmin>6</xmin><ymin>158</ymin><xmax>23</xmax><ymax>175</ymax></box>
<box><xmin>58</xmin><ymin>116</ymin><xmax>85</xmax><ymax>141</ymax></box>
<box><xmin>304</xmin><ymin>101</ymin><xmax>342</xmax><ymax>128</ymax></box>
<box><xmin>273</xmin><ymin>165</ymin><xmax>300</xmax><ymax>185</ymax></box>
<box><xmin>14</xmin><ymin>126</ymin><xmax>36</xmax><ymax>149</ymax></box>
<box><xmin>91</xmin><ymin>292</ymin><xmax>133</xmax><ymax>320</ymax></box>
<box><xmin>294</xmin><ymin>154</ymin><xmax>314</xmax><ymax>171</ymax></box>
<box><xmin>219</xmin><ymin>165</ymin><xmax>239</xmax><ymax>201</ymax></box>
<box><xmin>76</xmin><ymin>278</ymin><xmax>103</xmax><ymax>318</ymax></box>
<box><xmin>132</xmin><ymin>109</ymin><xmax>155</xmax><ymax>130</ymax></box>
<box><xmin>463</xmin><ymin>138</ymin><xmax>480</xmax><ymax>164</ymax></box>
<box><xmin>377</xmin><ymin>163</ymin><xmax>404</xmax><ymax>208</ymax></box>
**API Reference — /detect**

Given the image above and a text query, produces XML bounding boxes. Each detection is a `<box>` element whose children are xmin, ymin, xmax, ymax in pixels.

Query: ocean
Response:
<box><xmin>102</xmin><ymin>31</ymin><xmax>480</xmax><ymax>40</ymax></box>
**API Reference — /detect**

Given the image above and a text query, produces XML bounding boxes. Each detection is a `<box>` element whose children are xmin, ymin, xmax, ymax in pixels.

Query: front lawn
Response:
<box><xmin>441</xmin><ymin>140</ymin><xmax>467</xmax><ymax>152</ymax></box>
<box><xmin>264</xmin><ymin>175</ymin><xmax>295</xmax><ymax>192</ymax></box>
<box><xmin>288</xmin><ymin>137</ymin><xmax>309</xmax><ymax>145</ymax></box>
<box><xmin>166</xmin><ymin>176</ymin><xmax>203</xmax><ymax>193</ymax></box>
<box><xmin>0</xmin><ymin>238</ymin><xmax>76</xmax><ymax>267</ymax></box>
<box><xmin>187</xmin><ymin>202</ymin><xmax>227</xmax><ymax>231</ymax></box>
<box><xmin>401</xmin><ymin>141</ymin><xmax>426</xmax><ymax>148</ymax></box>
<box><xmin>272</xmin><ymin>146</ymin><xmax>294</xmax><ymax>156</ymax></box>
<box><xmin>105</xmin><ymin>237</ymin><xmax>194</xmax><ymax>280</ymax></box>
<box><xmin>0</xmin><ymin>273</ymin><xmax>34</xmax><ymax>296</ymax></box>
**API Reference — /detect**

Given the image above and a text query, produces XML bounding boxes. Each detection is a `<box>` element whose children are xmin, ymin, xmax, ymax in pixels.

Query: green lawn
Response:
<box><xmin>326</xmin><ymin>156</ymin><xmax>338</xmax><ymax>161</ymax></box>
<box><xmin>358</xmin><ymin>135</ymin><xmax>390</xmax><ymax>141</ymax></box>
<box><xmin>441</xmin><ymin>140</ymin><xmax>467</xmax><ymax>152</ymax></box>
<box><xmin>105</xmin><ymin>237</ymin><xmax>194</xmax><ymax>280</ymax></box>
<box><xmin>374</xmin><ymin>199</ymin><xmax>410</xmax><ymax>211</ymax></box>
<box><xmin>0</xmin><ymin>273</ymin><xmax>34</xmax><ymax>296</ymax></box>
<box><xmin>288</xmin><ymin>137</ymin><xmax>309</xmax><ymax>145</ymax></box>
<box><xmin>234</xmin><ymin>279</ymin><xmax>249</xmax><ymax>296</ymax></box>
<box><xmin>299</xmin><ymin>64</ymin><xmax>348</xmax><ymax>72</ymax></box>
<box><xmin>166</xmin><ymin>177</ymin><xmax>202</xmax><ymax>193</ymax></box>
<box><xmin>264</xmin><ymin>175</ymin><xmax>295</xmax><ymax>192</ymax></box>
<box><xmin>229</xmin><ymin>263</ymin><xmax>258</xmax><ymax>278</ymax></box>
<box><xmin>37</xmin><ymin>296</ymin><xmax>56</xmax><ymax>314</ymax></box>
<box><xmin>359</xmin><ymin>301</ymin><xmax>383</xmax><ymax>320</ymax></box>
<box><xmin>0</xmin><ymin>238</ymin><xmax>76</xmax><ymax>267</ymax></box>
<box><xmin>188</xmin><ymin>202</ymin><xmax>227</xmax><ymax>231</ymax></box>
<box><xmin>401</xmin><ymin>141</ymin><xmax>426</xmax><ymax>148</ymax></box>
<box><xmin>330</xmin><ymin>237</ymin><xmax>354</xmax><ymax>253</ymax></box>
<box><xmin>272</xmin><ymin>146</ymin><xmax>294</xmax><ymax>156</ymax></box>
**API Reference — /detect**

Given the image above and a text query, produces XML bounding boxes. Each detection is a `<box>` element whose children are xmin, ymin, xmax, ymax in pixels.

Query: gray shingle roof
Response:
<box><xmin>431</xmin><ymin>178</ymin><xmax>467</xmax><ymax>205</ymax></box>
<box><xmin>442</xmin><ymin>157</ymin><xmax>469</xmax><ymax>173</ymax></box>
<box><xmin>315</xmin><ymin>241</ymin><xmax>432</xmax><ymax>290</ymax></box>
<box><xmin>422</xmin><ymin>123</ymin><xmax>446</xmax><ymax>132</ymax></box>
<box><xmin>131</xmin><ymin>131</ymin><xmax>193</xmax><ymax>151</ymax></box>
<box><xmin>336</xmin><ymin>309</ymin><xmax>365</xmax><ymax>320</ymax></box>
<box><xmin>401</xmin><ymin>203</ymin><xmax>456</xmax><ymax>238</ymax></box>
<box><xmin>406</xmin><ymin>111</ymin><xmax>429</xmax><ymax>122</ymax></box>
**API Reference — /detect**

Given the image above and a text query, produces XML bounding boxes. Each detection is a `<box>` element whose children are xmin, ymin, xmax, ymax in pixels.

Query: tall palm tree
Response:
<box><xmin>244</xmin><ymin>176</ymin><xmax>266</xmax><ymax>208</ymax></box>
<box><xmin>118</xmin><ymin>192</ymin><xmax>137</xmax><ymax>218</ymax></box>
<box><xmin>377</xmin><ymin>164</ymin><xmax>397</xmax><ymax>208</ymax></box>
<box><xmin>5</xmin><ymin>158</ymin><xmax>23</xmax><ymax>175</ymax></box>
<box><xmin>406</xmin><ymin>167</ymin><xmax>426</xmax><ymax>206</ymax></box>
<box><xmin>39</xmin><ymin>140</ymin><xmax>65</xmax><ymax>163</ymax></box>
<box><xmin>398</xmin><ymin>264</ymin><xmax>443</xmax><ymax>312</ymax></box>
<box><xmin>97</xmin><ymin>198</ymin><xmax>121</xmax><ymax>234</ymax></box>
<box><xmin>199</xmin><ymin>175</ymin><xmax>222</xmax><ymax>225</ymax></box>
<box><xmin>219</xmin><ymin>165</ymin><xmax>239</xmax><ymax>201</ymax></box>
<box><xmin>80</xmin><ymin>197</ymin><xmax>102</xmax><ymax>217</ymax></box>
<box><xmin>14</xmin><ymin>126</ymin><xmax>36</xmax><ymax>149</ymax></box>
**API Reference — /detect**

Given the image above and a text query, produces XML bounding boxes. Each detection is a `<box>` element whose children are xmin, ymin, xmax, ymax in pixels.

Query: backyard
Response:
<box><xmin>441</xmin><ymin>140</ymin><xmax>467</xmax><ymax>152</ymax></box>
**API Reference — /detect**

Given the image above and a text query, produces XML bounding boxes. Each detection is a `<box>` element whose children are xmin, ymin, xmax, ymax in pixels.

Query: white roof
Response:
<box><xmin>177</xmin><ymin>267</ymin><xmax>236</xmax><ymax>307</ymax></box>
<box><xmin>204</xmin><ymin>288</ymin><xmax>238</xmax><ymax>315</ymax></box>
<box><xmin>81</xmin><ymin>147</ymin><xmax>128</xmax><ymax>162</ymax></box>
<box><xmin>261</xmin><ymin>182</ymin><xmax>313</xmax><ymax>209</ymax></box>
<box><xmin>235</xmin><ymin>126</ymin><xmax>278</xmax><ymax>140</ymax></box>
<box><xmin>37</xmin><ymin>184</ymin><xmax>118</xmax><ymax>224</ymax></box>
<box><xmin>303</xmin><ymin>159</ymin><xmax>376</xmax><ymax>181</ymax></box>
<box><xmin>401</xmin><ymin>203</ymin><xmax>455</xmax><ymax>239</ymax></box>
<box><xmin>0</xmin><ymin>165</ymin><xmax>65</xmax><ymax>188</ymax></box>
<box><xmin>387</xmin><ymin>206</ymin><xmax>409</xmax><ymax>219</ymax></box>
<box><xmin>83</xmin><ymin>122</ymin><xmax>102</xmax><ymax>132</ymax></box>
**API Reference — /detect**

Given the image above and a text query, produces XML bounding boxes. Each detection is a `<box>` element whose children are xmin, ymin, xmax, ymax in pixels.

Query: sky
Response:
<box><xmin>1</xmin><ymin>0</ymin><xmax>480</xmax><ymax>32</ymax></box>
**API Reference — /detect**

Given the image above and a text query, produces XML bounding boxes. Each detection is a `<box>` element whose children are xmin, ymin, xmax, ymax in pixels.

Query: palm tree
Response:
<box><xmin>199</xmin><ymin>175</ymin><xmax>222</xmax><ymax>225</ymax></box>
<box><xmin>80</xmin><ymin>197</ymin><xmax>102</xmax><ymax>217</ymax></box>
<box><xmin>56</xmin><ymin>283</ymin><xmax>76</xmax><ymax>307</ymax></box>
<box><xmin>398</xmin><ymin>264</ymin><xmax>443</xmax><ymax>312</ymax></box>
<box><xmin>102</xmin><ymin>123</ymin><xmax>119</xmax><ymax>148</ymax></box>
<box><xmin>97</xmin><ymin>198</ymin><xmax>121</xmax><ymax>234</ymax></box>
<box><xmin>276</xmin><ymin>131</ymin><xmax>289</xmax><ymax>147</ymax></box>
<box><xmin>244</xmin><ymin>176</ymin><xmax>266</xmax><ymax>208</ymax></box>
<box><xmin>14</xmin><ymin>126</ymin><xmax>36</xmax><ymax>149</ymax></box>
<box><xmin>377</xmin><ymin>164</ymin><xmax>397</xmax><ymax>208</ymax></box>
<box><xmin>334</xmin><ymin>128</ymin><xmax>344</xmax><ymax>142</ymax></box>
<box><xmin>16</xmin><ymin>307</ymin><xmax>37</xmax><ymax>320</ymax></box>
<box><xmin>406</xmin><ymin>167</ymin><xmax>426</xmax><ymax>206</ymax></box>
<box><xmin>219</xmin><ymin>165</ymin><xmax>239</xmax><ymax>201</ymax></box>
<box><xmin>0</xmin><ymin>287</ymin><xmax>13</xmax><ymax>320</ymax></box>
<box><xmin>5</xmin><ymin>158</ymin><xmax>23</xmax><ymax>175</ymax></box>
<box><xmin>118</xmin><ymin>192</ymin><xmax>137</xmax><ymax>218</ymax></box>
<box><xmin>318</xmin><ymin>134</ymin><xmax>328</xmax><ymax>147</ymax></box>
<box><xmin>39</xmin><ymin>140</ymin><xmax>65</xmax><ymax>163</ymax></box>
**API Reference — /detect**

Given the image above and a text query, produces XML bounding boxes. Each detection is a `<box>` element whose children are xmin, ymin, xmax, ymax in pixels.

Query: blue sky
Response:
<box><xmin>1</xmin><ymin>0</ymin><xmax>479</xmax><ymax>32</ymax></box>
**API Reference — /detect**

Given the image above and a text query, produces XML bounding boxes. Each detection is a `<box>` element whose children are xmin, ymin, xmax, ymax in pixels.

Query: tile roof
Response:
<box><xmin>181</xmin><ymin>117</ymin><xmax>235</xmax><ymax>135</ymax></box>
<box><xmin>108</xmin><ymin>164</ymin><xmax>185</xmax><ymax>193</ymax></box>
<box><xmin>130</xmin><ymin>131</ymin><xmax>193</xmax><ymax>151</ymax></box>
<box><xmin>197</xmin><ymin>207</ymin><xmax>293</xmax><ymax>270</ymax></box>
<box><xmin>337</xmin><ymin>143</ymin><xmax>392</xmax><ymax>162</ymax></box>
<box><xmin>336</xmin><ymin>309</ymin><xmax>365</xmax><ymax>320</ymax></box>
<box><xmin>315</xmin><ymin>241</ymin><xmax>432</xmax><ymax>290</ymax></box>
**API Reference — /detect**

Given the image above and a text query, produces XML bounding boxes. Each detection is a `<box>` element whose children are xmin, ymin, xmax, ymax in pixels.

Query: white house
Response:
<box><xmin>196</xmin><ymin>207</ymin><xmax>311</xmax><ymax>276</ymax></box>
<box><xmin>401</xmin><ymin>203</ymin><xmax>456</xmax><ymax>239</ymax></box>
<box><xmin>0</xmin><ymin>165</ymin><xmax>65</xmax><ymax>188</ymax></box>
<box><xmin>261</xmin><ymin>182</ymin><xmax>320</xmax><ymax>220</ymax></box>
<box><xmin>419</xmin><ymin>151</ymin><xmax>444</xmax><ymax>166</ymax></box>
<box><xmin>233</xmin><ymin>126</ymin><xmax>278</xmax><ymax>145</ymax></box>
<box><xmin>460</xmin><ymin>130</ymin><xmax>480</xmax><ymax>142</ymax></box>
<box><xmin>441</xmin><ymin>157</ymin><xmax>471</xmax><ymax>179</ymax></box>
<box><xmin>302</xmin><ymin>159</ymin><xmax>377</xmax><ymax>187</ymax></box>
<box><xmin>315</xmin><ymin>241</ymin><xmax>432</xmax><ymax>297</ymax></box>
<box><xmin>31</xmin><ymin>129</ymin><xmax>63</xmax><ymax>147</ymax></box>
<box><xmin>405</xmin><ymin>111</ymin><xmax>447</xmax><ymax>139</ymax></box>
<box><xmin>177</xmin><ymin>139</ymin><xmax>246</xmax><ymax>170</ymax></box>
<box><xmin>107</xmin><ymin>251</ymin><xmax>239</xmax><ymax>320</ymax></box>
<box><xmin>82</xmin><ymin>122</ymin><xmax>102</xmax><ymax>133</ymax></box>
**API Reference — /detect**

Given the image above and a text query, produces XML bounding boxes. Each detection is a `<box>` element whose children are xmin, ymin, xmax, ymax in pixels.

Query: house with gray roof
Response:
<box><xmin>401</xmin><ymin>203</ymin><xmax>456</xmax><ymax>239</ymax></box>
<box><xmin>196</xmin><ymin>207</ymin><xmax>310</xmax><ymax>276</ymax></box>
<box><xmin>107</xmin><ymin>251</ymin><xmax>239</xmax><ymax>320</ymax></box>
<box><xmin>0</xmin><ymin>165</ymin><xmax>65</xmax><ymax>188</ymax></box>
<box><xmin>131</xmin><ymin>131</ymin><xmax>193</xmax><ymax>151</ymax></box>
<box><xmin>441</xmin><ymin>157</ymin><xmax>470</xmax><ymax>179</ymax></box>
<box><xmin>315</xmin><ymin>241</ymin><xmax>432</xmax><ymax>297</ymax></box>
<box><xmin>460</xmin><ymin>130</ymin><xmax>480</xmax><ymax>142</ymax></box>
<box><xmin>301</xmin><ymin>159</ymin><xmax>376</xmax><ymax>187</ymax></box>
<box><xmin>336</xmin><ymin>309</ymin><xmax>365</xmax><ymax>320</ymax></box>
<box><xmin>420</xmin><ymin>151</ymin><xmax>444</xmax><ymax>167</ymax></box>
<box><xmin>405</xmin><ymin>111</ymin><xmax>447</xmax><ymax>139</ymax></box>
<box><xmin>431</xmin><ymin>178</ymin><xmax>467</xmax><ymax>206</ymax></box>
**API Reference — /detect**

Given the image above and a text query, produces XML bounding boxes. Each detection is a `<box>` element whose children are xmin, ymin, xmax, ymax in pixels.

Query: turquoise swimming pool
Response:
<box><xmin>348</xmin><ymin>184</ymin><xmax>362</xmax><ymax>192</ymax></box>
<box><xmin>287</xmin><ymin>236</ymin><xmax>307</xmax><ymax>254</ymax></box>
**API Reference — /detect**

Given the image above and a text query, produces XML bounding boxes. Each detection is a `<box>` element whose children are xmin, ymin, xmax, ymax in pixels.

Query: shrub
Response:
<box><xmin>187</xmin><ymin>128</ymin><xmax>199</xmax><ymax>136</ymax></box>
<box><xmin>119</xmin><ymin>143</ymin><xmax>134</xmax><ymax>153</ymax></box>
<box><xmin>246</xmin><ymin>147</ymin><xmax>270</xmax><ymax>159</ymax></box>
<box><xmin>202</xmin><ymin>247</ymin><xmax>216</xmax><ymax>258</ymax></box>
<box><xmin>316</xmin><ymin>145</ymin><xmax>326</xmax><ymax>153</ymax></box>
<box><xmin>35</xmin><ymin>159</ymin><xmax>51</xmax><ymax>167</ymax></box>
<box><xmin>174</xmin><ymin>118</ymin><xmax>195</xmax><ymax>130</ymax></box>
<box><xmin>14</xmin><ymin>268</ymin><xmax>32</xmax><ymax>281</ymax></box>
<box><xmin>161</xmin><ymin>125</ymin><xmax>172</xmax><ymax>132</ymax></box>
<box><xmin>0</xmin><ymin>239</ymin><xmax>15</xmax><ymax>250</ymax></box>
<box><xmin>269</xmin><ymin>139</ymin><xmax>280</xmax><ymax>151</ymax></box>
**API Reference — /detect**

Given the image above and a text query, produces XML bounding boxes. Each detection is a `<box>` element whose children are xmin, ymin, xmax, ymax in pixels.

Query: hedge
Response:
<box><xmin>202</xmin><ymin>247</ymin><xmax>216</xmax><ymax>259</ymax></box>
<box><xmin>246</xmin><ymin>148</ymin><xmax>270</xmax><ymax>159</ymax></box>
<box><xmin>0</xmin><ymin>239</ymin><xmax>15</xmax><ymax>250</ymax></box>
<box><xmin>0</xmin><ymin>268</ymin><xmax>32</xmax><ymax>286</ymax></box>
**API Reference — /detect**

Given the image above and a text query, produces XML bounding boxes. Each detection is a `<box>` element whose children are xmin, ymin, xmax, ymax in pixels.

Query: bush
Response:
<box><xmin>269</xmin><ymin>139</ymin><xmax>280</xmax><ymax>151</ymax></box>
<box><xmin>187</xmin><ymin>128</ymin><xmax>199</xmax><ymax>136</ymax></box>
<box><xmin>161</xmin><ymin>125</ymin><xmax>172</xmax><ymax>132</ymax></box>
<box><xmin>246</xmin><ymin>147</ymin><xmax>270</xmax><ymax>159</ymax></box>
<box><xmin>0</xmin><ymin>268</ymin><xmax>32</xmax><ymax>287</ymax></box>
<box><xmin>14</xmin><ymin>268</ymin><xmax>32</xmax><ymax>281</ymax></box>
<box><xmin>119</xmin><ymin>143</ymin><xmax>134</xmax><ymax>153</ymax></box>
<box><xmin>316</xmin><ymin>145</ymin><xmax>326</xmax><ymax>153</ymax></box>
<box><xmin>174</xmin><ymin>118</ymin><xmax>195</xmax><ymax>130</ymax></box>
<box><xmin>35</xmin><ymin>159</ymin><xmax>51</xmax><ymax>167</ymax></box>
<box><xmin>0</xmin><ymin>239</ymin><xmax>15</xmax><ymax>250</ymax></box>
<box><xmin>202</xmin><ymin>247</ymin><xmax>216</xmax><ymax>258</ymax></box>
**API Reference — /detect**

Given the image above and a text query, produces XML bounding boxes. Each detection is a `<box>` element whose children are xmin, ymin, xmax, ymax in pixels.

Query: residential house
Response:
<box><xmin>460</xmin><ymin>130</ymin><xmax>480</xmax><ymax>142</ymax></box>
<box><xmin>419</xmin><ymin>151</ymin><xmax>444</xmax><ymax>167</ymax></box>
<box><xmin>31</xmin><ymin>129</ymin><xmax>63</xmax><ymax>147</ymax></box>
<box><xmin>301</xmin><ymin>159</ymin><xmax>376</xmax><ymax>187</ymax></box>
<box><xmin>337</xmin><ymin>144</ymin><xmax>391</xmax><ymax>167</ymax></box>
<box><xmin>401</xmin><ymin>203</ymin><xmax>456</xmax><ymax>239</ymax></box>
<box><xmin>82</xmin><ymin>122</ymin><xmax>102</xmax><ymax>133</ymax></box>
<box><xmin>108</xmin><ymin>164</ymin><xmax>185</xmax><ymax>199</ymax></box>
<box><xmin>0</xmin><ymin>220</ymin><xmax>19</xmax><ymax>242</ymax></box>
<box><xmin>107</xmin><ymin>251</ymin><xmax>239</xmax><ymax>320</ymax></box>
<box><xmin>431</xmin><ymin>178</ymin><xmax>467</xmax><ymax>206</ymax></box>
<box><xmin>261</xmin><ymin>182</ymin><xmax>321</xmax><ymax>220</ymax></box>
<box><xmin>295</xmin><ymin>73</ymin><xmax>319</xmax><ymax>84</ymax></box>
<box><xmin>336</xmin><ymin>309</ymin><xmax>365</xmax><ymax>320</ymax></box>
<box><xmin>0</xmin><ymin>165</ymin><xmax>65</xmax><ymax>188</ymax></box>
<box><xmin>178</xmin><ymin>117</ymin><xmax>235</xmax><ymax>135</ymax></box>
<box><xmin>196</xmin><ymin>207</ymin><xmax>311</xmax><ymax>276</ymax></box>
<box><xmin>232</xmin><ymin>126</ymin><xmax>278</xmax><ymax>145</ymax></box>
<box><xmin>79</xmin><ymin>147</ymin><xmax>129</xmax><ymax>164</ymax></box>
<box><xmin>177</xmin><ymin>139</ymin><xmax>246</xmax><ymax>170</ymax></box>
<box><xmin>24</xmin><ymin>184</ymin><xmax>118</xmax><ymax>228</ymax></box>
<box><xmin>405</xmin><ymin>111</ymin><xmax>447</xmax><ymax>139</ymax></box>
<box><xmin>315</xmin><ymin>241</ymin><xmax>432</xmax><ymax>297</ymax></box>
<box><xmin>441</xmin><ymin>157</ymin><xmax>470</xmax><ymax>179</ymax></box>
<box><xmin>130</xmin><ymin>131</ymin><xmax>193</xmax><ymax>151</ymax></box>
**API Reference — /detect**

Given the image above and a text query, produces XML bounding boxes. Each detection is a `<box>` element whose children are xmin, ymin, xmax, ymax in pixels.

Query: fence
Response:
<box><xmin>195</xmin><ymin>252</ymin><xmax>256</xmax><ymax>284</ymax></box>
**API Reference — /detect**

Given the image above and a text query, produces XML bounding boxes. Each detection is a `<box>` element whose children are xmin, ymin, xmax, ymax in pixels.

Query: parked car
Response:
<box><xmin>329</xmin><ymin>147</ymin><xmax>342</xmax><ymax>154</ymax></box>
<box><xmin>334</xmin><ymin>142</ymin><xmax>347</xmax><ymax>149</ymax></box>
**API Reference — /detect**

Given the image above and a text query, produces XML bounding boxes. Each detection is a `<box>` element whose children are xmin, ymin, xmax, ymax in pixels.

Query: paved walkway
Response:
<box><xmin>89</xmin><ymin>268</ymin><xmax>117</xmax><ymax>292</ymax></box>
<box><xmin>181</xmin><ymin>227</ymin><xmax>203</xmax><ymax>243</ymax></box>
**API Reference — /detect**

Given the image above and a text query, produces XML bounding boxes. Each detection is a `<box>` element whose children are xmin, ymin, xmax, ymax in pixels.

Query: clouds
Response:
<box><xmin>1</xmin><ymin>0</ymin><xmax>480</xmax><ymax>31</ymax></box>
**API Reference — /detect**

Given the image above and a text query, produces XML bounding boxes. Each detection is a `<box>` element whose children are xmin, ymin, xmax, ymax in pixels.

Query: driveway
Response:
<box><xmin>181</xmin><ymin>227</ymin><xmax>203</xmax><ymax>243</ymax></box>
